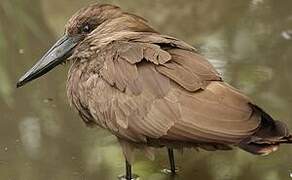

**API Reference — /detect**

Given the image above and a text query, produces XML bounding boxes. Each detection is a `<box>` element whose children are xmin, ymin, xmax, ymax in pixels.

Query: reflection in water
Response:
<box><xmin>282</xmin><ymin>30</ymin><xmax>292</xmax><ymax>40</ymax></box>
<box><xmin>19</xmin><ymin>117</ymin><xmax>42</xmax><ymax>160</ymax></box>
<box><xmin>0</xmin><ymin>0</ymin><xmax>292</xmax><ymax>179</ymax></box>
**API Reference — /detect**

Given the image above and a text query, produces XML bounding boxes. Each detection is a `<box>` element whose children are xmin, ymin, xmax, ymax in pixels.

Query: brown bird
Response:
<box><xmin>17</xmin><ymin>3</ymin><xmax>292</xmax><ymax>180</ymax></box>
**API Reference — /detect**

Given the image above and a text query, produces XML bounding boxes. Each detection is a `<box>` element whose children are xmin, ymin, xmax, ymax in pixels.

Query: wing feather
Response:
<box><xmin>84</xmin><ymin>33</ymin><xmax>261</xmax><ymax>147</ymax></box>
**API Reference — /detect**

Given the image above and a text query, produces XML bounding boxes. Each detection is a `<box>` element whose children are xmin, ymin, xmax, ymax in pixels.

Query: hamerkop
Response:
<box><xmin>17</xmin><ymin>3</ymin><xmax>292</xmax><ymax>179</ymax></box>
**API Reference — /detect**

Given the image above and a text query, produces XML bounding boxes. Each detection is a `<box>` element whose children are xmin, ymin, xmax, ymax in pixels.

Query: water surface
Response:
<box><xmin>0</xmin><ymin>0</ymin><xmax>292</xmax><ymax>179</ymax></box>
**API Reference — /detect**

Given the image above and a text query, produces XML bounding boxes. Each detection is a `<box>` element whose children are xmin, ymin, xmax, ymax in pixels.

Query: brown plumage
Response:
<box><xmin>17</xmin><ymin>3</ymin><xmax>292</xmax><ymax>178</ymax></box>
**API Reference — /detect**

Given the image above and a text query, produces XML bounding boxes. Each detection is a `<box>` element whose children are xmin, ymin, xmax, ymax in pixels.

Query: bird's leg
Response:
<box><xmin>118</xmin><ymin>160</ymin><xmax>139</xmax><ymax>180</ymax></box>
<box><xmin>162</xmin><ymin>148</ymin><xmax>179</xmax><ymax>175</ymax></box>
<box><xmin>167</xmin><ymin>148</ymin><xmax>176</xmax><ymax>175</ymax></box>
<box><xmin>118</xmin><ymin>140</ymin><xmax>139</xmax><ymax>180</ymax></box>
<box><xmin>125</xmin><ymin>160</ymin><xmax>132</xmax><ymax>180</ymax></box>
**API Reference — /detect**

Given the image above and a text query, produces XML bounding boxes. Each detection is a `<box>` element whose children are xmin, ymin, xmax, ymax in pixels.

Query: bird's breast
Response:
<box><xmin>66</xmin><ymin>62</ymin><xmax>118</xmax><ymax>130</ymax></box>
<box><xmin>66</xmin><ymin>62</ymin><xmax>99</xmax><ymax>127</ymax></box>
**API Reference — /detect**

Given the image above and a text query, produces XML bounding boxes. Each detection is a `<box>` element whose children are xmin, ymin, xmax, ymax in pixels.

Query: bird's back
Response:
<box><xmin>66</xmin><ymin>31</ymin><xmax>291</xmax><ymax>159</ymax></box>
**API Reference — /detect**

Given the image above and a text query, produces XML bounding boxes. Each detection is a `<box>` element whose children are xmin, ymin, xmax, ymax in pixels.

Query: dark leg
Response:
<box><xmin>125</xmin><ymin>160</ymin><xmax>132</xmax><ymax>180</ymax></box>
<box><xmin>167</xmin><ymin>148</ymin><xmax>176</xmax><ymax>175</ymax></box>
<box><xmin>118</xmin><ymin>159</ymin><xmax>138</xmax><ymax>180</ymax></box>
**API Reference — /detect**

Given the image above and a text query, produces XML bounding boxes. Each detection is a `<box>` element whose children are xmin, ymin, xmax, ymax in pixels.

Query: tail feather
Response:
<box><xmin>239</xmin><ymin>104</ymin><xmax>291</xmax><ymax>155</ymax></box>
<box><xmin>280</xmin><ymin>135</ymin><xmax>292</xmax><ymax>144</ymax></box>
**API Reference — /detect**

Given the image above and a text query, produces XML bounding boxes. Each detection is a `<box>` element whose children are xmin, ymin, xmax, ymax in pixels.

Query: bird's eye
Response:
<box><xmin>82</xmin><ymin>24</ymin><xmax>91</xmax><ymax>33</ymax></box>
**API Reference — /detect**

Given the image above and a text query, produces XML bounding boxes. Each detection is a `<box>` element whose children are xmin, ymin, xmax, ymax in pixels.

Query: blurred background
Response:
<box><xmin>0</xmin><ymin>0</ymin><xmax>292</xmax><ymax>179</ymax></box>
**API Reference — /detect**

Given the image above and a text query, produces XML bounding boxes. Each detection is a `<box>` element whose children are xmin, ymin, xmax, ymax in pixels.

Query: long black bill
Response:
<box><xmin>16</xmin><ymin>35</ymin><xmax>81</xmax><ymax>88</ymax></box>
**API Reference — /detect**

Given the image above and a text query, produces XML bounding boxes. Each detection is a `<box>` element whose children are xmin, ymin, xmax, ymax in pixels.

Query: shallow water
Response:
<box><xmin>0</xmin><ymin>0</ymin><xmax>292</xmax><ymax>179</ymax></box>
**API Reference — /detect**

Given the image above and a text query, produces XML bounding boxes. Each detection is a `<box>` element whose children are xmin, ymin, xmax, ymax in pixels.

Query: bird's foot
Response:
<box><xmin>118</xmin><ymin>174</ymin><xmax>140</xmax><ymax>180</ymax></box>
<box><xmin>161</xmin><ymin>168</ymin><xmax>180</xmax><ymax>175</ymax></box>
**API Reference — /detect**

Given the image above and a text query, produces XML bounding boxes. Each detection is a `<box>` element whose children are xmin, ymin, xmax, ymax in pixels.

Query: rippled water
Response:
<box><xmin>0</xmin><ymin>0</ymin><xmax>292</xmax><ymax>179</ymax></box>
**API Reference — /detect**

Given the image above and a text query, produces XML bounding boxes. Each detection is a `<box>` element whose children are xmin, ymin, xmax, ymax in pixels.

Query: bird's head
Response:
<box><xmin>17</xmin><ymin>3</ymin><xmax>151</xmax><ymax>88</ymax></box>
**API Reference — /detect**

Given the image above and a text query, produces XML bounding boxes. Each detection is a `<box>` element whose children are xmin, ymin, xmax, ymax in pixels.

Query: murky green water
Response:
<box><xmin>0</xmin><ymin>0</ymin><xmax>292</xmax><ymax>179</ymax></box>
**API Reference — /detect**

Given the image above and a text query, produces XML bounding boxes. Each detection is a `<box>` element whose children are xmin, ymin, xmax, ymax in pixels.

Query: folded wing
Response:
<box><xmin>82</xmin><ymin>32</ymin><xmax>264</xmax><ymax>148</ymax></box>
